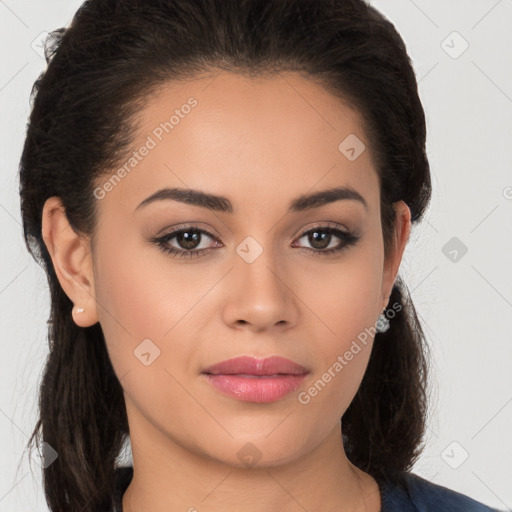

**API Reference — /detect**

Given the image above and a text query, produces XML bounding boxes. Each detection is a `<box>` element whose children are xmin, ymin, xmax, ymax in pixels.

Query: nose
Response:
<box><xmin>221</xmin><ymin>245</ymin><xmax>300</xmax><ymax>333</ymax></box>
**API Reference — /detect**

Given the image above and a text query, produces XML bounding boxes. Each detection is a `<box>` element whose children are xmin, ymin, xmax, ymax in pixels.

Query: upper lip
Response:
<box><xmin>202</xmin><ymin>356</ymin><xmax>309</xmax><ymax>376</ymax></box>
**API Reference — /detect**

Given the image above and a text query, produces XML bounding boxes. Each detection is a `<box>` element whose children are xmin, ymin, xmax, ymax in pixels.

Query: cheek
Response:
<box><xmin>304</xmin><ymin>249</ymin><xmax>383</xmax><ymax>349</ymax></box>
<box><xmin>92</xmin><ymin>232</ymin><xmax>220</xmax><ymax>390</ymax></box>
<box><xmin>296</xmin><ymin>249</ymin><xmax>383</xmax><ymax>414</ymax></box>
<box><xmin>95</xmin><ymin>239</ymin><xmax>213</xmax><ymax>338</ymax></box>
<box><xmin>93</xmin><ymin>246</ymin><xmax>217</xmax><ymax>436</ymax></box>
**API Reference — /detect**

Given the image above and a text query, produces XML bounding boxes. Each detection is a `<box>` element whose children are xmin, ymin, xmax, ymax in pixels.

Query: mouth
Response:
<box><xmin>201</xmin><ymin>355</ymin><xmax>309</xmax><ymax>403</ymax></box>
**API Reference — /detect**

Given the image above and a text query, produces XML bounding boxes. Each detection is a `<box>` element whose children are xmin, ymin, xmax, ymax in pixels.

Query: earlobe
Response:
<box><xmin>41</xmin><ymin>196</ymin><xmax>99</xmax><ymax>327</ymax></box>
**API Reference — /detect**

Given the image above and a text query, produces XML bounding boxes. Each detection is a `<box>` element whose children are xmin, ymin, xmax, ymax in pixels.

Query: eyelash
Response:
<box><xmin>150</xmin><ymin>223</ymin><xmax>360</xmax><ymax>260</ymax></box>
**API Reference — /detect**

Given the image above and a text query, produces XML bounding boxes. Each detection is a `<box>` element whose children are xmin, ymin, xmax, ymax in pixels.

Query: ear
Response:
<box><xmin>41</xmin><ymin>196</ymin><xmax>99</xmax><ymax>327</ymax></box>
<box><xmin>380</xmin><ymin>200</ymin><xmax>411</xmax><ymax>310</ymax></box>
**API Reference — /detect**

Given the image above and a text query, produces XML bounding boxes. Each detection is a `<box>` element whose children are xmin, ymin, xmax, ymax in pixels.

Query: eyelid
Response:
<box><xmin>294</xmin><ymin>221</ymin><xmax>352</xmax><ymax>238</ymax></box>
<box><xmin>154</xmin><ymin>221</ymin><xmax>352</xmax><ymax>244</ymax></box>
<box><xmin>155</xmin><ymin>223</ymin><xmax>223</xmax><ymax>241</ymax></box>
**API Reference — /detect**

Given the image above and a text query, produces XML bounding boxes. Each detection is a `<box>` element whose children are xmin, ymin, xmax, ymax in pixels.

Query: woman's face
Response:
<box><xmin>79</xmin><ymin>71</ymin><xmax>409</xmax><ymax>468</ymax></box>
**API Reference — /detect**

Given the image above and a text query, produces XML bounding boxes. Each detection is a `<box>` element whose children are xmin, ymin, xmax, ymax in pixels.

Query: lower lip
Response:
<box><xmin>203</xmin><ymin>374</ymin><xmax>307</xmax><ymax>403</ymax></box>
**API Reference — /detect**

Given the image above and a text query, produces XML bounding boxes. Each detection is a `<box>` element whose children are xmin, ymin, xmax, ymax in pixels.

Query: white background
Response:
<box><xmin>1</xmin><ymin>0</ymin><xmax>511</xmax><ymax>510</ymax></box>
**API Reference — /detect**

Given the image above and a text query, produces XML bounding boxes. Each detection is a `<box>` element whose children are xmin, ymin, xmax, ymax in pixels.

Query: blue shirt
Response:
<box><xmin>113</xmin><ymin>466</ymin><xmax>500</xmax><ymax>511</ymax></box>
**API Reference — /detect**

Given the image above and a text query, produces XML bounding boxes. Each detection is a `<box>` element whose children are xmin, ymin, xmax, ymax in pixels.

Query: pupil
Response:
<box><xmin>310</xmin><ymin>231</ymin><xmax>330</xmax><ymax>249</ymax></box>
<box><xmin>178</xmin><ymin>230</ymin><xmax>200</xmax><ymax>249</ymax></box>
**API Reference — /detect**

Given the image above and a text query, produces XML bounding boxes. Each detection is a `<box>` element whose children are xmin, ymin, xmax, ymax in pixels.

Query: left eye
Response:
<box><xmin>150</xmin><ymin>224</ymin><xmax>359</xmax><ymax>259</ymax></box>
<box><xmin>293</xmin><ymin>226</ymin><xmax>359</xmax><ymax>253</ymax></box>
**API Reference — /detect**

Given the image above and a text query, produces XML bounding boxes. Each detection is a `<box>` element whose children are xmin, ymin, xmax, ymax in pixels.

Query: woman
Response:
<box><xmin>19</xmin><ymin>0</ymin><xmax>499</xmax><ymax>510</ymax></box>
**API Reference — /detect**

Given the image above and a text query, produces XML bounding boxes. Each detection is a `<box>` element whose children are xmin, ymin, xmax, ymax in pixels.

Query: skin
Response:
<box><xmin>41</xmin><ymin>70</ymin><xmax>410</xmax><ymax>512</ymax></box>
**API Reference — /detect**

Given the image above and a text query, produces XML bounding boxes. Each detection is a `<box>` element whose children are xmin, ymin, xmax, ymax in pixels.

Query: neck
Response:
<box><xmin>122</xmin><ymin>425</ymin><xmax>381</xmax><ymax>512</ymax></box>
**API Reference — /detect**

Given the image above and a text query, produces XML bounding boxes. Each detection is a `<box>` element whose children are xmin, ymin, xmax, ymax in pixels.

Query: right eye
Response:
<box><xmin>150</xmin><ymin>225</ymin><xmax>223</xmax><ymax>259</ymax></box>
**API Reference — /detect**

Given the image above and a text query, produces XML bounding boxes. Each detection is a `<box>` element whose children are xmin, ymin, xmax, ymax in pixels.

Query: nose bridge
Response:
<box><xmin>223</xmin><ymin>230</ymin><xmax>298</xmax><ymax>330</ymax></box>
<box><xmin>235</xmin><ymin>231</ymin><xmax>286</xmax><ymax>297</ymax></box>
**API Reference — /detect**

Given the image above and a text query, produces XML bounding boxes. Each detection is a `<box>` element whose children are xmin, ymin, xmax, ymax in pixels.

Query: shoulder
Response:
<box><xmin>379</xmin><ymin>471</ymin><xmax>500</xmax><ymax>512</ymax></box>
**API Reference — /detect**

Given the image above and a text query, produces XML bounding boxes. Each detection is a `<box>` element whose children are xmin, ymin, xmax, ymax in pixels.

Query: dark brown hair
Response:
<box><xmin>19</xmin><ymin>0</ymin><xmax>432</xmax><ymax>510</ymax></box>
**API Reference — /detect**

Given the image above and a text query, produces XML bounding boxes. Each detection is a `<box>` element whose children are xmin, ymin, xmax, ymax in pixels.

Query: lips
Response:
<box><xmin>202</xmin><ymin>356</ymin><xmax>309</xmax><ymax>403</ymax></box>
<box><xmin>202</xmin><ymin>355</ymin><xmax>309</xmax><ymax>376</ymax></box>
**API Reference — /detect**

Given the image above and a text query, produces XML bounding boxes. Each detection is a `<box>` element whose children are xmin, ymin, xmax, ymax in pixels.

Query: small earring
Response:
<box><xmin>75</xmin><ymin>306</ymin><xmax>84</xmax><ymax>314</ymax></box>
<box><xmin>376</xmin><ymin>310</ymin><xmax>390</xmax><ymax>333</ymax></box>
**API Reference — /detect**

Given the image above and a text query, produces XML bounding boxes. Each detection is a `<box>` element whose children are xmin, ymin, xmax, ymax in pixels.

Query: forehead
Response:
<box><xmin>96</xmin><ymin>70</ymin><xmax>379</xmax><ymax>220</ymax></box>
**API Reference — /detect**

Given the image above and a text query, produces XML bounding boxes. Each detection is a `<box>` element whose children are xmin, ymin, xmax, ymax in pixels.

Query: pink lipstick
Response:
<box><xmin>202</xmin><ymin>355</ymin><xmax>309</xmax><ymax>403</ymax></box>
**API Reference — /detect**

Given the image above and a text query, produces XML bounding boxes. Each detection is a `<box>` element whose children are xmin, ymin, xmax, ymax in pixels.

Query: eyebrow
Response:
<box><xmin>135</xmin><ymin>185</ymin><xmax>368</xmax><ymax>214</ymax></box>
